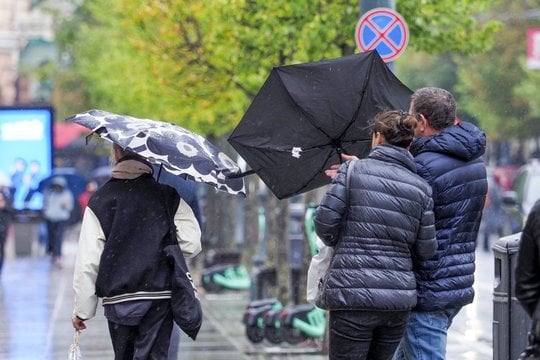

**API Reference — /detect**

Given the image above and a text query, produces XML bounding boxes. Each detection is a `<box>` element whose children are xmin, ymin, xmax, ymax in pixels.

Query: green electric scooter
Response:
<box><xmin>262</xmin><ymin>203</ymin><xmax>327</xmax><ymax>344</ymax></box>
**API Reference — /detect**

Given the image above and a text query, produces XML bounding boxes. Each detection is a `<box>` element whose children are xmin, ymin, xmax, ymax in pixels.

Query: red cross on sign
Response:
<box><xmin>355</xmin><ymin>7</ymin><xmax>409</xmax><ymax>63</ymax></box>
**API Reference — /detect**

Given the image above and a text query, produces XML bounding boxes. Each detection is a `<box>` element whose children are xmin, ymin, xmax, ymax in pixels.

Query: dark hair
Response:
<box><xmin>410</xmin><ymin>87</ymin><xmax>456</xmax><ymax>131</ymax></box>
<box><xmin>369</xmin><ymin>110</ymin><xmax>418</xmax><ymax>148</ymax></box>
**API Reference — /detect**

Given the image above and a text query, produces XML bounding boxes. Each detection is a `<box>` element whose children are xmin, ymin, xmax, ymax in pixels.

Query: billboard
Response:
<box><xmin>0</xmin><ymin>107</ymin><xmax>53</xmax><ymax>211</ymax></box>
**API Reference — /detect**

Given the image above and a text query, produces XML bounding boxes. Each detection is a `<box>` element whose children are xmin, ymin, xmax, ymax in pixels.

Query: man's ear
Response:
<box><xmin>418</xmin><ymin>114</ymin><xmax>428</xmax><ymax>132</ymax></box>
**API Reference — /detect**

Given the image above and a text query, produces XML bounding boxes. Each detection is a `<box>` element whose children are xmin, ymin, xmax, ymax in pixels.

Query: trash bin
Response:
<box><xmin>493</xmin><ymin>232</ymin><xmax>531</xmax><ymax>360</ymax></box>
<box><xmin>251</xmin><ymin>266</ymin><xmax>276</xmax><ymax>300</ymax></box>
<box><xmin>13</xmin><ymin>210</ymin><xmax>41</xmax><ymax>257</ymax></box>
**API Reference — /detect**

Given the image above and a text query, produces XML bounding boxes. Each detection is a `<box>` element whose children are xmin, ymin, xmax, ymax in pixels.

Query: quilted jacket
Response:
<box><xmin>314</xmin><ymin>144</ymin><xmax>437</xmax><ymax>311</ymax></box>
<box><xmin>410</xmin><ymin>121</ymin><xmax>487</xmax><ymax>311</ymax></box>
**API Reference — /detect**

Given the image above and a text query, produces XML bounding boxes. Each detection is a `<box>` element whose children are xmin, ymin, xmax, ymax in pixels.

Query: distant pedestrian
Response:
<box><xmin>72</xmin><ymin>144</ymin><xmax>201</xmax><ymax>359</ymax></box>
<box><xmin>42</xmin><ymin>176</ymin><xmax>74</xmax><ymax>267</ymax></box>
<box><xmin>77</xmin><ymin>180</ymin><xmax>98</xmax><ymax>212</ymax></box>
<box><xmin>315</xmin><ymin>110</ymin><xmax>437</xmax><ymax>360</ymax></box>
<box><xmin>0</xmin><ymin>191</ymin><xmax>13</xmax><ymax>276</ymax></box>
<box><xmin>481</xmin><ymin>178</ymin><xmax>504</xmax><ymax>251</ymax></box>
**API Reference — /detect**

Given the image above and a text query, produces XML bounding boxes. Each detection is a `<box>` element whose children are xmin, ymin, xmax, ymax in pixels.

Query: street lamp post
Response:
<box><xmin>360</xmin><ymin>0</ymin><xmax>395</xmax><ymax>13</ymax></box>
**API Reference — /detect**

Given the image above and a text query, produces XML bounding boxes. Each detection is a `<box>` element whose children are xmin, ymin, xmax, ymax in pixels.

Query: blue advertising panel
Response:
<box><xmin>0</xmin><ymin>107</ymin><xmax>53</xmax><ymax>211</ymax></box>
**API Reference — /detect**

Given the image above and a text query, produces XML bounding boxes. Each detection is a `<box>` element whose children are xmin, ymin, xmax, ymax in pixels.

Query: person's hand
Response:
<box><xmin>324</xmin><ymin>153</ymin><xmax>359</xmax><ymax>179</ymax></box>
<box><xmin>72</xmin><ymin>315</ymin><xmax>87</xmax><ymax>330</ymax></box>
<box><xmin>324</xmin><ymin>164</ymin><xmax>341</xmax><ymax>179</ymax></box>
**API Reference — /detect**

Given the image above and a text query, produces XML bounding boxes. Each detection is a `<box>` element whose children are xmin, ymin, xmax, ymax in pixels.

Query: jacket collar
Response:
<box><xmin>409</xmin><ymin>121</ymin><xmax>486</xmax><ymax>161</ymax></box>
<box><xmin>368</xmin><ymin>144</ymin><xmax>416</xmax><ymax>173</ymax></box>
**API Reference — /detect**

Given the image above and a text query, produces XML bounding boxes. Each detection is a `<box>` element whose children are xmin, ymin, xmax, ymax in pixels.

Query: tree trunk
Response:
<box><xmin>265</xmin><ymin>194</ymin><xmax>290</xmax><ymax>303</ymax></box>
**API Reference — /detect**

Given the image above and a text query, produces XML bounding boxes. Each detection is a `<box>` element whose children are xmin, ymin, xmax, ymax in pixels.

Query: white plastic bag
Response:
<box><xmin>68</xmin><ymin>330</ymin><xmax>82</xmax><ymax>360</ymax></box>
<box><xmin>306</xmin><ymin>236</ymin><xmax>334</xmax><ymax>305</ymax></box>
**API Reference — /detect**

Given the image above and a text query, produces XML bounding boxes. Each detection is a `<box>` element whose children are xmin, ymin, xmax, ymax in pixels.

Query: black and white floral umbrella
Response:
<box><xmin>68</xmin><ymin>109</ymin><xmax>246</xmax><ymax>196</ymax></box>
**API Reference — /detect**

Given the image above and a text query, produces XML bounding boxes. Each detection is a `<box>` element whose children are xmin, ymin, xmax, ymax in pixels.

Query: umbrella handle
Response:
<box><xmin>228</xmin><ymin>170</ymin><xmax>256</xmax><ymax>179</ymax></box>
<box><xmin>156</xmin><ymin>164</ymin><xmax>163</xmax><ymax>181</ymax></box>
<box><xmin>333</xmin><ymin>140</ymin><xmax>343</xmax><ymax>163</ymax></box>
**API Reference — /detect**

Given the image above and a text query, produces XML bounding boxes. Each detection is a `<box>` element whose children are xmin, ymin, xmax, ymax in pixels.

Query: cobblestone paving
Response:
<box><xmin>0</xmin><ymin>226</ymin><xmax>494</xmax><ymax>359</ymax></box>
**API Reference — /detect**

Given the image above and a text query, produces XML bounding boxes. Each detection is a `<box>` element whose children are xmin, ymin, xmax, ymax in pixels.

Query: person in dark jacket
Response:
<box><xmin>393</xmin><ymin>87</ymin><xmax>488</xmax><ymax>360</ymax></box>
<box><xmin>71</xmin><ymin>144</ymin><xmax>201</xmax><ymax>359</ymax></box>
<box><xmin>515</xmin><ymin>199</ymin><xmax>540</xmax><ymax>342</ymax></box>
<box><xmin>315</xmin><ymin>110</ymin><xmax>437</xmax><ymax>360</ymax></box>
<box><xmin>325</xmin><ymin>88</ymin><xmax>488</xmax><ymax>359</ymax></box>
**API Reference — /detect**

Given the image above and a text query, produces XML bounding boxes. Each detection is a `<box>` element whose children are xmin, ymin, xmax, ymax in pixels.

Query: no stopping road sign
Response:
<box><xmin>355</xmin><ymin>7</ymin><xmax>409</xmax><ymax>63</ymax></box>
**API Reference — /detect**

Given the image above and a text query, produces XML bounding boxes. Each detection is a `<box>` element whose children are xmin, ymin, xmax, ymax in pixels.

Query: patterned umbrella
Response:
<box><xmin>68</xmin><ymin>109</ymin><xmax>245</xmax><ymax>196</ymax></box>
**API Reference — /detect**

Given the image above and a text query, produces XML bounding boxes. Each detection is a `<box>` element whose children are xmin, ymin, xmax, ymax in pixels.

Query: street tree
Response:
<box><xmin>53</xmin><ymin>0</ymin><xmax>501</xmax><ymax>304</ymax></box>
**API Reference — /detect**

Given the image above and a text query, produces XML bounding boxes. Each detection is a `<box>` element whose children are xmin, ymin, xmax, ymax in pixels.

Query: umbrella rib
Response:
<box><xmin>336</xmin><ymin>53</ymin><xmax>376</xmax><ymax>143</ymax></box>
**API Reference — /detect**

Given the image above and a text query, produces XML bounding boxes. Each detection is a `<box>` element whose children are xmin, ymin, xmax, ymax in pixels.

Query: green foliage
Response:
<box><xmin>454</xmin><ymin>0</ymin><xmax>540</xmax><ymax>140</ymax></box>
<box><xmin>396</xmin><ymin>52</ymin><xmax>458</xmax><ymax>92</ymax></box>
<box><xmin>397</xmin><ymin>0</ymin><xmax>501</xmax><ymax>55</ymax></box>
<box><xmin>53</xmin><ymin>0</ymin><xmax>501</xmax><ymax>136</ymax></box>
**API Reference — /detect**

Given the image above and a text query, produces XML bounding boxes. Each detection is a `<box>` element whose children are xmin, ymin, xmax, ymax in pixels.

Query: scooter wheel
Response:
<box><xmin>283</xmin><ymin>326</ymin><xmax>306</xmax><ymax>344</ymax></box>
<box><xmin>264</xmin><ymin>326</ymin><xmax>283</xmax><ymax>344</ymax></box>
<box><xmin>246</xmin><ymin>325</ymin><xmax>265</xmax><ymax>343</ymax></box>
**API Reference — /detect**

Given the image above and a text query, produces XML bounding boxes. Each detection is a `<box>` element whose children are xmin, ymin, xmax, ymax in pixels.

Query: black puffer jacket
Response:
<box><xmin>314</xmin><ymin>144</ymin><xmax>437</xmax><ymax>311</ymax></box>
<box><xmin>515</xmin><ymin>199</ymin><xmax>540</xmax><ymax>317</ymax></box>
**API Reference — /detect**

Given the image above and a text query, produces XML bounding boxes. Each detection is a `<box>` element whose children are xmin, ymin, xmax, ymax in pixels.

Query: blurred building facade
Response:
<box><xmin>0</xmin><ymin>0</ymin><xmax>74</xmax><ymax>106</ymax></box>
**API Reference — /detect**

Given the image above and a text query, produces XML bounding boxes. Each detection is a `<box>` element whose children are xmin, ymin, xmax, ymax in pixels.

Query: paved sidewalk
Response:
<box><xmin>0</xmin><ymin>225</ymin><xmax>493</xmax><ymax>359</ymax></box>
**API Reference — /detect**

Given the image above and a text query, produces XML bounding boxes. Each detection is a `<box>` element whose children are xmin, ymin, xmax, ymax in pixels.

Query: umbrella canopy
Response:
<box><xmin>38</xmin><ymin>168</ymin><xmax>87</xmax><ymax>197</ymax></box>
<box><xmin>68</xmin><ymin>110</ymin><xmax>245</xmax><ymax>196</ymax></box>
<box><xmin>228</xmin><ymin>50</ymin><xmax>412</xmax><ymax>199</ymax></box>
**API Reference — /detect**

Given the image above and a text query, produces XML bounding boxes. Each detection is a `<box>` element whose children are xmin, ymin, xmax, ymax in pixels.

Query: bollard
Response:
<box><xmin>13</xmin><ymin>210</ymin><xmax>41</xmax><ymax>257</ymax></box>
<box><xmin>493</xmin><ymin>233</ymin><xmax>531</xmax><ymax>360</ymax></box>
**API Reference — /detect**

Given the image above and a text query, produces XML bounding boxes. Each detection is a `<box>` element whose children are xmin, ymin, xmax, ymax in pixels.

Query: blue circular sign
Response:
<box><xmin>355</xmin><ymin>8</ymin><xmax>409</xmax><ymax>62</ymax></box>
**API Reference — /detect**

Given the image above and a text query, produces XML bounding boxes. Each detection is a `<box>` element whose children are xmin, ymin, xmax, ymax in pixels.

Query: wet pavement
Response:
<box><xmin>0</xmin><ymin>224</ymin><xmax>495</xmax><ymax>359</ymax></box>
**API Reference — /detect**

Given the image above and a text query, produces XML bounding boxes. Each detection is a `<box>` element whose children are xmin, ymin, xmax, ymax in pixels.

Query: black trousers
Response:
<box><xmin>108</xmin><ymin>300</ymin><xmax>173</xmax><ymax>360</ymax></box>
<box><xmin>329</xmin><ymin>309</ymin><xmax>410</xmax><ymax>360</ymax></box>
<box><xmin>45</xmin><ymin>220</ymin><xmax>66</xmax><ymax>257</ymax></box>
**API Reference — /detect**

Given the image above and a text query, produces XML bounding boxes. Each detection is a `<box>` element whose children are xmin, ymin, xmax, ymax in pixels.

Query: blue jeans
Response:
<box><xmin>393</xmin><ymin>307</ymin><xmax>461</xmax><ymax>360</ymax></box>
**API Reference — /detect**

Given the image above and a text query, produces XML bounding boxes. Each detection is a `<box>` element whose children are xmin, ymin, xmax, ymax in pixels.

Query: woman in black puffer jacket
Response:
<box><xmin>315</xmin><ymin>110</ymin><xmax>437</xmax><ymax>360</ymax></box>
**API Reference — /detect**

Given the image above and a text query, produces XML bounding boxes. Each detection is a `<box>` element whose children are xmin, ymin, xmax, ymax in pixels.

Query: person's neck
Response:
<box><xmin>423</xmin><ymin>127</ymin><xmax>440</xmax><ymax>136</ymax></box>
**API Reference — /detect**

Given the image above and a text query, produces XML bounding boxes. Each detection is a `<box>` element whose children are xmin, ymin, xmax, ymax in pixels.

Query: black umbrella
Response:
<box><xmin>68</xmin><ymin>110</ymin><xmax>246</xmax><ymax>196</ymax></box>
<box><xmin>228</xmin><ymin>50</ymin><xmax>412</xmax><ymax>199</ymax></box>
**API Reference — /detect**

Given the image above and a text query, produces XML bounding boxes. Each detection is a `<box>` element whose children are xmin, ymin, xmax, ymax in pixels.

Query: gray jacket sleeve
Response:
<box><xmin>314</xmin><ymin>162</ymin><xmax>350</xmax><ymax>247</ymax></box>
<box><xmin>413</xmin><ymin>193</ymin><xmax>437</xmax><ymax>260</ymax></box>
